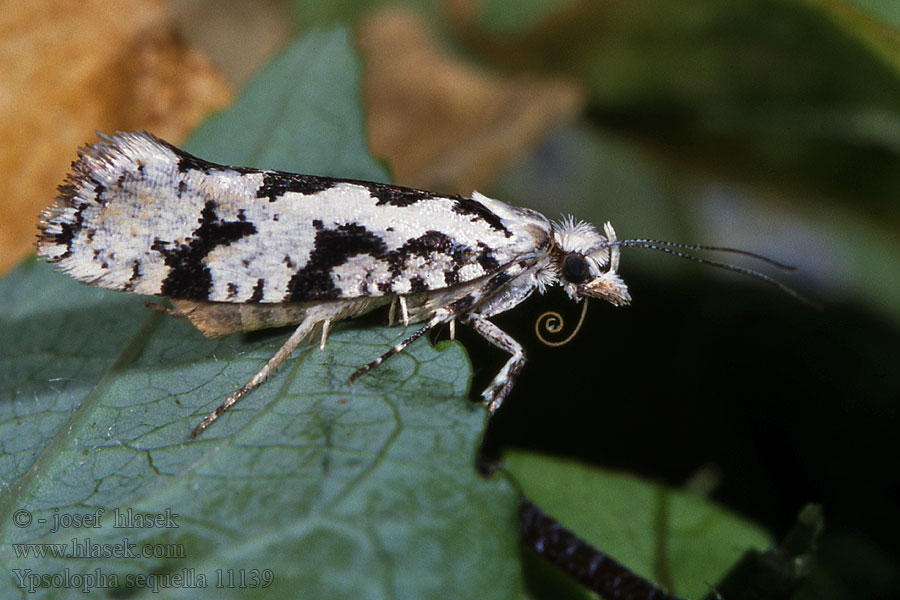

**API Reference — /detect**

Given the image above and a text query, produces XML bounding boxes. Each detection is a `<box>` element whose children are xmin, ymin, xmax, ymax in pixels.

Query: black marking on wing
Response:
<box><xmin>386</xmin><ymin>230</ymin><xmax>500</xmax><ymax>288</ymax></box>
<box><xmin>257</xmin><ymin>171</ymin><xmax>340</xmax><ymax>201</ymax></box>
<box><xmin>444</xmin><ymin>269</ymin><xmax>461</xmax><ymax>287</ymax></box>
<box><xmin>92</xmin><ymin>249</ymin><xmax>109</xmax><ymax>270</ymax></box>
<box><xmin>388</xmin><ymin>231</ymin><xmax>450</xmax><ymax>284</ymax></box>
<box><xmin>122</xmin><ymin>260</ymin><xmax>142</xmax><ymax>292</ymax></box>
<box><xmin>386</xmin><ymin>231</ymin><xmax>462</xmax><ymax>276</ymax></box>
<box><xmin>385</xmin><ymin>229</ymin><xmax>454</xmax><ymax>275</ymax></box>
<box><xmin>149</xmin><ymin>134</ymin><xmax>464</xmax><ymax>211</ymax></box>
<box><xmin>154</xmin><ymin>200</ymin><xmax>257</xmax><ymax>300</ymax></box>
<box><xmin>172</xmin><ymin>146</ymin><xmax>231</xmax><ymax>174</ymax></box>
<box><xmin>452</xmin><ymin>197</ymin><xmax>510</xmax><ymax>237</ymax></box>
<box><xmin>160</xmin><ymin>138</ymin><xmax>260</xmax><ymax>176</ymax></box>
<box><xmin>257</xmin><ymin>173</ymin><xmax>457</xmax><ymax>207</ymax></box>
<box><xmin>249</xmin><ymin>279</ymin><xmax>265</xmax><ymax>303</ymax></box>
<box><xmin>54</xmin><ymin>181</ymin><xmax>76</xmax><ymax>204</ymax></box>
<box><xmin>43</xmin><ymin>200</ymin><xmax>88</xmax><ymax>260</ymax></box>
<box><xmin>476</xmin><ymin>242</ymin><xmax>501</xmax><ymax>272</ymax></box>
<box><xmin>287</xmin><ymin>222</ymin><xmax>388</xmax><ymax>301</ymax></box>
<box><xmin>283</xmin><ymin>228</ymin><xmax>504</xmax><ymax>300</ymax></box>
<box><xmin>367</xmin><ymin>182</ymin><xmax>451</xmax><ymax>207</ymax></box>
<box><xmin>226</xmin><ymin>282</ymin><xmax>239</xmax><ymax>299</ymax></box>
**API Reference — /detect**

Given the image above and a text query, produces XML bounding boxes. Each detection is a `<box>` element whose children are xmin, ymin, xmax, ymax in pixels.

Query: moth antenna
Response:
<box><xmin>606</xmin><ymin>240</ymin><xmax>818</xmax><ymax>308</ymax></box>
<box><xmin>618</xmin><ymin>239</ymin><xmax>796</xmax><ymax>271</ymax></box>
<box><xmin>535</xmin><ymin>300</ymin><xmax>589</xmax><ymax>347</ymax></box>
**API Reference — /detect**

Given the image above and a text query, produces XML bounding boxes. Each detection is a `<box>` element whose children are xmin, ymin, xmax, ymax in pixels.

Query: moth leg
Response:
<box><xmin>449</xmin><ymin>318</ymin><xmax>456</xmax><ymax>341</ymax></box>
<box><xmin>463</xmin><ymin>314</ymin><xmax>525</xmax><ymax>414</ymax></box>
<box><xmin>386</xmin><ymin>296</ymin><xmax>409</xmax><ymax>327</ymax></box>
<box><xmin>348</xmin><ymin>313</ymin><xmax>443</xmax><ymax>384</ymax></box>
<box><xmin>399</xmin><ymin>296</ymin><xmax>410</xmax><ymax>326</ymax></box>
<box><xmin>319</xmin><ymin>319</ymin><xmax>331</xmax><ymax>350</ymax></box>
<box><xmin>191</xmin><ymin>316</ymin><xmax>318</xmax><ymax>438</ymax></box>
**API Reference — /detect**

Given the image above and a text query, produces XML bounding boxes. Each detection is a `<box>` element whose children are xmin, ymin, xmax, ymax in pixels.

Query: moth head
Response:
<box><xmin>552</xmin><ymin>218</ymin><xmax>631</xmax><ymax>306</ymax></box>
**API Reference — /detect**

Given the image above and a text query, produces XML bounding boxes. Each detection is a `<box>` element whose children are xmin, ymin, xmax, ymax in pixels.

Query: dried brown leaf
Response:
<box><xmin>359</xmin><ymin>7</ymin><xmax>585</xmax><ymax>194</ymax></box>
<box><xmin>0</xmin><ymin>0</ymin><xmax>232</xmax><ymax>275</ymax></box>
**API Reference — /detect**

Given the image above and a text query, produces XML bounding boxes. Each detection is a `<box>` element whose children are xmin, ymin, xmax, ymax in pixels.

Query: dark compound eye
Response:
<box><xmin>562</xmin><ymin>253</ymin><xmax>591</xmax><ymax>283</ymax></box>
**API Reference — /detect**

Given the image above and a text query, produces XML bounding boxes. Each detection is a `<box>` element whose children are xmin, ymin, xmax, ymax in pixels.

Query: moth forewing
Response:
<box><xmin>37</xmin><ymin>132</ymin><xmax>550</xmax><ymax>305</ymax></box>
<box><xmin>37</xmin><ymin>131</ymin><xmax>628</xmax><ymax>436</ymax></box>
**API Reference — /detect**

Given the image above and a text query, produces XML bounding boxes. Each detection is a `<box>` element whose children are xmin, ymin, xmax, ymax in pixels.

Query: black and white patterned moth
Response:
<box><xmin>37</xmin><ymin>132</ymin><xmax>795</xmax><ymax>436</ymax></box>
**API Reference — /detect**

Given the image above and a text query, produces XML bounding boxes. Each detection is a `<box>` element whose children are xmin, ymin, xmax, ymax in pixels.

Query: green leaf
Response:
<box><xmin>705</xmin><ymin>504</ymin><xmax>823</xmax><ymax>600</ymax></box>
<box><xmin>0</xmin><ymin>28</ymin><xmax>522</xmax><ymax>599</ymax></box>
<box><xmin>185</xmin><ymin>28</ymin><xmax>389</xmax><ymax>181</ymax></box>
<box><xmin>505</xmin><ymin>450</ymin><xmax>772</xmax><ymax>600</ymax></box>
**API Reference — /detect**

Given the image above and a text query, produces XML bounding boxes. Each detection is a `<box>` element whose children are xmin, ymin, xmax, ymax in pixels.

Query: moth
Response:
<box><xmin>37</xmin><ymin>132</ymin><xmax>798</xmax><ymax>437</ymax></box>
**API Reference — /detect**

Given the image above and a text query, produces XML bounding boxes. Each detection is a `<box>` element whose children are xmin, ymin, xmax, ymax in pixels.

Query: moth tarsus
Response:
<box><xmin>36</xmin><ymin>131</ymin><xmax>802</xmax><ymax>436</ymax></box>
